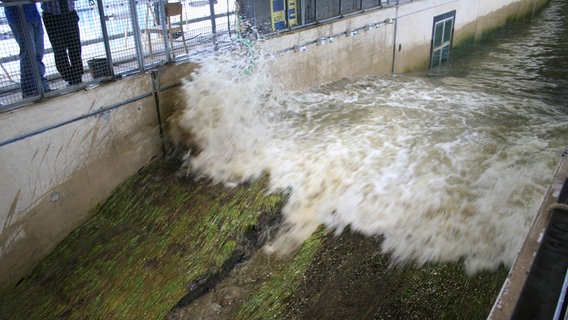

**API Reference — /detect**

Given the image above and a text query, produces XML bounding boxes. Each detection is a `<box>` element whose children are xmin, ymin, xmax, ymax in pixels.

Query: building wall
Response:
<box><xmin>265</xmin><ymin>0</ymin><xmax>548</xmax><ymax>90</ymax></box>
<box><xmin>0</xmin><ymin>0</ymin><xmax>548</xmax><ymax>289</ymax></box>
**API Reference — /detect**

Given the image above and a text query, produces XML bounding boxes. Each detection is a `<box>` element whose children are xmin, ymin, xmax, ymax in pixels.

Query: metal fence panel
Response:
<box><xmin>0</xmin><ymin>0</ymin><xmax>236</xmax><ymax>111</ymax></box>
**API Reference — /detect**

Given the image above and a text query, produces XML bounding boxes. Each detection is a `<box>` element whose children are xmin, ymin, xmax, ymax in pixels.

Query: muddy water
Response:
<box><xmin>171</xmin><ymin>0</ymin><xmax>568</xmax><ymax>317</ymax></box>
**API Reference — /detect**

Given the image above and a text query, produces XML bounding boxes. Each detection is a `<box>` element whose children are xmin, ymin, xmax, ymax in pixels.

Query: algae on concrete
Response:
<box><xmin>234</xmin><ymin>226</ymin><xmax>326</xmax><ymax>319</ymax></box>
<box><xmin>0</xmin><ymin>159</ymin><xmax>285</xmax><ymax>319</ymax></box>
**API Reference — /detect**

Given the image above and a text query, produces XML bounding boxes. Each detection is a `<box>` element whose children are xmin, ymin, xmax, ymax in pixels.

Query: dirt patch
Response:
<box><xmin>282</xmin><ymin>228</ymin><xmax>508</xmax><ymax>320</ymax></box>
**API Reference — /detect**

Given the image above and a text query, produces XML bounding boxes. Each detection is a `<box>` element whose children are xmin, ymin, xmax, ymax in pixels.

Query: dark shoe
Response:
<box><xmin>22</xmin><ymin>92</ymin><xmax>38</xmax><ymax>98</ymax></box>
<box><xmin>67</xmin><ymin>80</ymin><xmax>82</xmax><ymax>87</ymax></box>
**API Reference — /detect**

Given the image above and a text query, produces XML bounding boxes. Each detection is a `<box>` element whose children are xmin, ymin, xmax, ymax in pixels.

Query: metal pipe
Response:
<box><xmin>391</xmin><ymin>5</ymin><xmax>398</xmax><ymax>73</ymax></box>
<box><xmin>314</xmin><ymin>0</ymin><xmax>318</xmax><ymax>23</ymax></box>
<box><xmin>209</xmin><ymin>0</ymin><xmax>218</xmax><ymax>50</ymax></box>
<box><xmin>151</xmin><ymin>71</ymin><xmax>165</xmax><ymax>156</ymax></box>
<box><xmin>0</xmin><ymin>93</ymin><xmax>151</xmax><ymax>148</ymax></box>
<box><xmin>300</xmin><ymin>0</ymin><xmax>306</xmax><ymax>25</ymax></box>
<box><xmin>128</xmin><ymin>0</ymin><xmax>145</xmax><ymax>70</ymax></box>
<box><xmin>226</xmin><ymin>0</ymin><xmax>231</xmax><ymax>39</ymax></box>
<box><xmin>96</xmin><ymin>0</ymin><xmax>115</xmax><ymax>76</ymax></box>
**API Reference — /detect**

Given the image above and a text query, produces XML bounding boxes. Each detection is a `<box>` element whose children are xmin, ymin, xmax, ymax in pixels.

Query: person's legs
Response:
<box><xmin>29</xmin><ymin>19</ymin><xmax>50</xmax><ymax>92</ymax></box>
<box><xmin>43</xmin><ymin>12</ymin><xmax>73</xmax><ymax>83</ymax></box>
<box><xmin>66</xmin><ymin>11</ymin><xmax>83</xmax><ymax>84</ymax></box>
<box><xmin>7</xmin><ymin>17</ymin><xmax>37</xmax><ymax>97</ymax></box>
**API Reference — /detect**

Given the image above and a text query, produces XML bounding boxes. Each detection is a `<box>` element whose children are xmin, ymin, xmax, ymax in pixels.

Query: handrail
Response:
<box><xmin>0</xmin><ymin>0</ymin><xmax>236</xmax><ymax>112</ymax></box>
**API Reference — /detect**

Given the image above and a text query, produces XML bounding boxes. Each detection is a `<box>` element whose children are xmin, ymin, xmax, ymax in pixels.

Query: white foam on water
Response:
<box><xmin>174</xmin><ymin>51</ymin><xmax>567</xmax><ymax>274</ymax></box>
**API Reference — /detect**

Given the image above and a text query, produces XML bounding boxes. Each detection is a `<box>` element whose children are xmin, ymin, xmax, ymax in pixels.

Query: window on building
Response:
<box><xmin>430</xmin><ymin>10</ymin><xmax>455</xmax><ymax>68</ymax></box>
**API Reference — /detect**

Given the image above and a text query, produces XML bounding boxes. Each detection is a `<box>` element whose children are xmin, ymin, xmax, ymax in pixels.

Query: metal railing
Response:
<box><xmin>0</xmin><ymin>0</ymin><xmax>408</xmax><ymax>112</ymax></box>
<box><xmin>0</xmin><ymin>0</ymin><xmax>238</xmax><ymax>112</ymax></box>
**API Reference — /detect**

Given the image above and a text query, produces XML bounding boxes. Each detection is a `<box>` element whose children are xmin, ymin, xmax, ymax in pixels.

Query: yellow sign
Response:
<box><xmin>271</xmin><ymin>0</ymin><xmax>298</xmax><ymax>31</ymax></box>
<box><xmin>288</xmin><ymin>0</ymin><xmax>297</xmax><ymax>27</ymax></box>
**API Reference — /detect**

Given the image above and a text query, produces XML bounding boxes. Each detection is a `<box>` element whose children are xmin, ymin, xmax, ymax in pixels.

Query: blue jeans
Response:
<box><xmin>6</xmin><ymin>9</ymin><xmax>50</xmax><ymax>98</ymax></box>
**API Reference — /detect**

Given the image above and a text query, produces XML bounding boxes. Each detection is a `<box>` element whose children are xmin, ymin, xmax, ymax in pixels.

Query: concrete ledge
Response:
<box><xmin>489</xmin><ymin>148</ymin><xmax>568</xmax><ymax>319</ymax></box>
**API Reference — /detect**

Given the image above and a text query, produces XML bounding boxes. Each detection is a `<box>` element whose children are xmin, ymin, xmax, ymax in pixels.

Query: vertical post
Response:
<box><xmin>157</xmin><ymin>0</ymin><xmax>173</xmax><ymax>61</ymax></box>
<box><xmin>285</xmin><ymin>0</ymin><xmax>288</xmax><ymax>29</ymax></box>
<box><xmin>391</xmin><ymin>5</ymin><xmax>398</xmax><ymax>73</ymax></box>
<box><xmin>96</xmin><ymin>0</ymin><xmax>115</xmax><ymax>76</ymax></box>
<box><xmin>128</xmin><ymin>0</ymin><xmax>146</xmax><ymax>70</ymax></box>
<box><xmin>300</xmin><ymin>0</ymin><xmax>305</xmax><ymax>25</ymax></box>
<box><xmin>209</xmin><ymin>0</ymin><xmax>218</xmax><ymax>49</ymax></box>
<box><xmin>226</xmin><ymin>0</ymin><xmax>232</xmax><ymax>39</ymax></box>
<box><xmin>314</xmin><ymin>0</ymin><xmax>318</xmax><ymax>23</ymax></box>
<box><xmin>151</xmin><ymin>70</ymin><xmax>165</xmax><ymax>156</ymax></box>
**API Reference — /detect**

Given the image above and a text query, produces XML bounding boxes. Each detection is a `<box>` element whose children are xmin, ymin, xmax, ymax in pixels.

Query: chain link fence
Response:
<box><xmin>0</xmin><ymin>0</ymin><xmax>238</xmax><ymax>111</ymax></box>
<box><xmin>0</xmin><ymin>0</ymin><xmax>398</xmax><ymax>111</ymax></box>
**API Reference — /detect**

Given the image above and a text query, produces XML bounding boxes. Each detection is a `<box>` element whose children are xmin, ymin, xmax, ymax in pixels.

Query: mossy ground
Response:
<box><xmin>0</xmin><ymin>159</ymin><xmax>507</xmax><ymax>319</ymax></box>
<box><xmin>280</xmin><ymin>230</ymin><xmax>508</xmax><ymax>320</ymax></box>
<box><xmin>0</xmin><ymin>159</ymin><xmax>285</xmax><ymax>319</ymax></box>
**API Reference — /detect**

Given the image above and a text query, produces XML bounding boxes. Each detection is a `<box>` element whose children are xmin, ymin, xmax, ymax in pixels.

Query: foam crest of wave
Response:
<box><xmin>175</xmin><ymin>54</ymin><xmax>565</xmax><ymax>273</ymax></box>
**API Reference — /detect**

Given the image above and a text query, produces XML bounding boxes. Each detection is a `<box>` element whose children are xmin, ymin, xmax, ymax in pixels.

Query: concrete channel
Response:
<box><xmin>0</xmin><ymin>0</ymin><xmax>562</xmax><ymax>318</ymax></box>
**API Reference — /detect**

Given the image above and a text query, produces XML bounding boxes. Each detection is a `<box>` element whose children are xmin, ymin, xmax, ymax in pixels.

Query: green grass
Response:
<box><xmin>0</xmin><ymin>160</ymin><xmax>285</xmax><ymax>319</ymax></box>
<box><xmin>234</xmin><ymin>226</ymin><xmax>327</xmax><ymax>319</ymax></box>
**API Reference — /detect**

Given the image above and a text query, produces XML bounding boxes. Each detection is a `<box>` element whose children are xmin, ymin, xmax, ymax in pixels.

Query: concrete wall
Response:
<box><xmin>0</xmin><ymin>62</ymin><xmax>197</xmax><ymax>289</ymax></box>
<box><xmin>0</xmin><ymin>0</ymin><xmax>548</xmax><ymax>289</ymax></box>
<box><xmin>265</xmin><ymin>0</ymin><xmax>547</xmax><ymax>90</ymax></box>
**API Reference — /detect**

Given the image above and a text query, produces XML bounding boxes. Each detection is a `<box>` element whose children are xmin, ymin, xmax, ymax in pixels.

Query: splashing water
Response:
<box><xmin>173</xmin><ymin>37</ymin><xmax>567</xmax><ymax>274</ymax></box>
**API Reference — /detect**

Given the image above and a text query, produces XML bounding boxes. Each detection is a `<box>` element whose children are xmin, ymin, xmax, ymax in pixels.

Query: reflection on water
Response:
<box><xmin>174</xmin><ymin>0</ymin><xmax>568</xmax><ymax>276</ymax></box>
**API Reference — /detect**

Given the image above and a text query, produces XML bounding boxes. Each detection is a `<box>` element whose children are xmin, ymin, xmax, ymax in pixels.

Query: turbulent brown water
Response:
<box><xmin>174</xmin><ymin>0</ymin><xmax>568</xmax><ymax>276</ymax></box>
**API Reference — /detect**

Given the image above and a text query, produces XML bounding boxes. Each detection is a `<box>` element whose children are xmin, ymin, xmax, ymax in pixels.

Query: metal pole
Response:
<box><xmin>391</xmin><ymin>5</ymin><xmax>398</xmax><ymax>73</ymax></box>
<box><xmin>226</xmin><ymin>0</ymin><xmax>231</xmax><ymax>38</ymax></box>
<box><xmin>151</xmin><ymin>70</ymin><xmax>165</xmax><ymax>156</ymax></box>
<box><xmin>314</xmin><ymin>0</ymin><xmax>318</xmax><ymax>23</ymax></box>
<box><xmin>285</xmin><ymin>0</ymin><xmax>288</xmax><ymax>29</ymax></box>
<box><xmin>209</xmin><ymin>0</ymin><xmax>218</xmax><ymax>49</ymax></box>
<box><xmin>96</xmin><ymin>0</ymin><xmax>115</xmax><ymax>76</ymax></box>
<box><xmin>300</xmin><ymin>0</ymin><xmax>305</xmax><ymax>25</ymax></box>
<box><xmin>157</xmin><ymin>0</ymin><xmax>173</xmax><ymax>61</ymax></box>
<box><xmin>128</xmin><ymin>0</ymin><xmax>146</xmax><ymax>69</ymax></box>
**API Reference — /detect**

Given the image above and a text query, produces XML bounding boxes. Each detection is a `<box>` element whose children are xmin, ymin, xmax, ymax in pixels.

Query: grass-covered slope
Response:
<box><xmin>0</xmin><ymin>159</ymin><xmax>285</xmax><ymax>319</ymax></box>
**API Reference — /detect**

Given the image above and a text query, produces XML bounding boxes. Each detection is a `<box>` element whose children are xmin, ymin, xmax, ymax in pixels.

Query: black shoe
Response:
<box><xmin>22</xmin><ymin>92</ymin><xmax>38</xmax><ymax>98</ymax></box>
<box><xmin>67</xmin><ymin>80</ymin><xmax>82</xmax><ymax>87</ymax></box>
